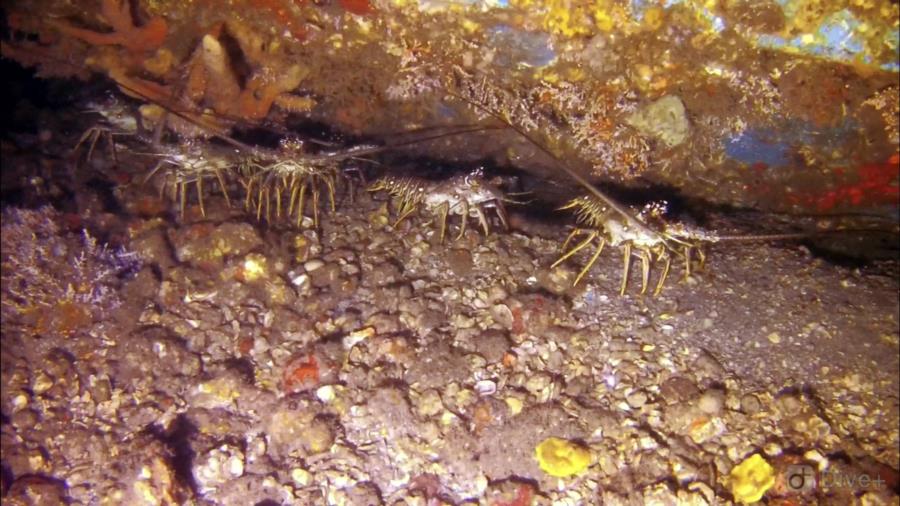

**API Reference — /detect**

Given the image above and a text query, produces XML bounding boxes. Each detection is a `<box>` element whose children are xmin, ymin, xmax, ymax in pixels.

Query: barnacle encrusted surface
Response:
<box><xmin>2</xmin><ymin>0</ymin><xmax>898</xmax><ymax>215</ymax></box>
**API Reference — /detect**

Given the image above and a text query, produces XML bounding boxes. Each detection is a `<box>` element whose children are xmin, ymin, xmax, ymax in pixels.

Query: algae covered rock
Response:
<box><xmin>625</xmin><ymin>95</ymin><xmax>690</xmax><ymax>149</ymax></box>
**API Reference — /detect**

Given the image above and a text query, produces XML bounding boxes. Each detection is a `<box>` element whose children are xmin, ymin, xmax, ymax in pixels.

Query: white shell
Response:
<box><xmin>474</xmin><ymin>379</ymin><xmax>497</xmax><ymax>396</ymax></box>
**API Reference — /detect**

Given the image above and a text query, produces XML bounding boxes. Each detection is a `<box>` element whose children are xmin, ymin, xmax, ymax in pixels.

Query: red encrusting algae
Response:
<box><xmin>338</xmin><ymin>0</ymin><xmax>374</xmax><ymax>15</ymax></box>
<box><xmin>788</xmin><ymin>153</ymin><xmax>900</xmax><ymax>211</ymax></box>
<box><xmin>282</xmin><ymin>353</ymin><xmax>321</xmax><ymax>393</ymax></box>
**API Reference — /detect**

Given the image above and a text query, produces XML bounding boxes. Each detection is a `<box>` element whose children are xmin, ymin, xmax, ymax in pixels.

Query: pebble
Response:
<box><xmin>6</xmin><ymin>475</ymin><xmax>69</xmax><ymax>505</ymax></box>
<box><xmin>689</xmin><ymin>416</ymin><xmax>726</xmax><ymax>444</ymax></box>
<box><xmin>487</xmin><ymin>285</ymin><xmax>508</xmax><ymax>303</ymax></box>
<box><xmin>698</xmin><ymin>389</ymin><xmax>725</xmax><ymax>415</ymax></box>
<box><xmin>291</xmin><ymin>467</ymin><xmax>312</xmax><ymax>486</ymax></box>
<box><xmin>505</xmin><ymin>396</ymin><xmax>524</xmax><ymax>416</ymax></box>
<box><xmin>194</xmin><ymin>444</ymin><xmax>245</xmax><ymax>494</ymax></box>
<box><xmin>740</xmin><ymin>393</ymin><xmax>761</xmax><ymax>414</ymax></box>
<box><xmin>303</xmin><ymin>418</ymin><xmax>335</xmax><ymax>454</ymax></box>
<box><xmin>524</xmin><ymin>372</ymin><xmax>553</xmax><ymax>397</ymax></box>
<box><xmin>776</xmin><ymin>392</ymin><xmax>804</xmax><ymax>416</ymax></box>
<box><xmin>803</xmin><ymin>449</ymin><xmax>828</xmax><ymax>470</ymax></box>
<box><xmin>490</xmin><ymin>304</ymin><xmax>515</xmax><ymax>329</ymax></box>
<box><xmin>626</xmin><ymin>390</ymin><xmax>649</xmax><ymax>409</ymax></box>
<box><xmin>316</xmin><ymin>385</ymin><xmax>337</xmax><ymax>403</ymax></box>
<box><xmin>763</xmin><ymin>441</ymin><xmax>782</xmax><ymax>456</ymax></box>
<box><xmin>659</xmin><ymin>376</ymin><xmax>700</xmax><ymax>404</ymax></box>
<box><xmin>416</xmin><ymin>389</ymin><xmax>444</xmax><ymax>418</ymax></box>
<box><xmin>693</xmin><ymin>350</ymin><xmax>727</xmax><ymax>379</ymax></box>
<box><xmin>304</xmin><ymin>259</ymin><xmax>324</xmax><ymax>272</ymax></box>
<box><xmin>446</xmin><ymin>248</ymin><xmax>473</xmax><ymax>277</ymax></box>
<box><xmin>538</xmin><ymin>267</ymin><xmax>573</xmax><ymax>295</ymax></box>
<box><xmin>32</xmin><ymin>371</ymin><xmax>54</xmax><ymax>395</ymax></box>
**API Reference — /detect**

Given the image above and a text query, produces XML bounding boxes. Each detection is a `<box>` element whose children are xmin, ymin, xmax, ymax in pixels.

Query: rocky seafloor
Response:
<box><xmin>1</xmin><ymin>121</ymin><xmax>899</xmax><ymax>506</ymax></box>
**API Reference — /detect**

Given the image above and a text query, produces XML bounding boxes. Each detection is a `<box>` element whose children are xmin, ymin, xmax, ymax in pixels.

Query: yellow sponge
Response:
<box><xmin>535</xmin><ymin>437</ymin><xmax>592</xmax><ymax>478</ymax></box>
<box><xmin>729</xmin><ymin>453</ymin><xmax>776</xmax><ymax>504</ymax></box>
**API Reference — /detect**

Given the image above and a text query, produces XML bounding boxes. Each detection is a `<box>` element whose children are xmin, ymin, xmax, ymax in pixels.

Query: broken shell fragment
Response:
<box><xmin>474</xmin><ymin>379</ymin><xmax>497</xmax><ymax>396</ymax></box>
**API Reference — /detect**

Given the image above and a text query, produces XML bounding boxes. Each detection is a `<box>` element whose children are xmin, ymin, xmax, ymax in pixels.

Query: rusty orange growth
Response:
<box><xmin>338</xmin><ymin>0</ymin><xmax>374</xmax><ymax>15</ymax></box>
<box><xmin>28</xmin><ymin>300</ymin><xmax>93</xmax><ymax>337</ymax></box>
<box><xmin>237</xmin><ymin>337</ymin><xmax>255</xmax><ymax>355</ymax></box>
<box><xmin>249</xmin><ymin>0</ymin><xmax>309</xmax><ymax>40</ymax></box>
<box><xmin>47</xmin><ymin>0</ymin><xmax>167</xmax><ymax>53</ymax></box>
<box><xmin>7</xmin><ymin>2</ymin><xmax>314</xmax><ymax>132</ymax></box>
<box><xmin>176</xmin><ymin>24</ymin><xmax>311</xmax><ymax>124</ymax></box>
<box><xmin>282</xmin><ymin>353</ymin><xmax>321</xmax><ymax>394</ymax></box>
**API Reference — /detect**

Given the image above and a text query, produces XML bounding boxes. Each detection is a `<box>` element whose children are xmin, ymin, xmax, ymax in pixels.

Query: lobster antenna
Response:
<box><xmin>380</xmin><ymin>122</ymin><xmax>506</xmax><ymax>141</ymax></box>
<box><xmin>6</xmin><ymin>40</ymin><xmax>521</xmax><ymax>163</ymax></box>
<box><xmin>298</xmin><ymin>123</ymin><xmax>510</xmax><ymax>163</ymax></box>
<box><xmin>380</xmin><ymin>123</ymin><xmax>508</xmax><ymax>150</ymax></box>
<box><xmin>714</xmin><ymin>228</ymin><xmax>896</xmax><ymax>243</ymax></box>
<box><xmin>444</xmin><ymin>88</ymin><xmax>660</xmax><ymax>237</ymax></box>
<box><xmin>109</xmin><ymin>79</ymin><xmax>255</xmax><ymax>153</ymax></box>
<box><xmin>112</xmin><ymin>77</ymin><xmax>507</xmax><ymax>162</ymax></box>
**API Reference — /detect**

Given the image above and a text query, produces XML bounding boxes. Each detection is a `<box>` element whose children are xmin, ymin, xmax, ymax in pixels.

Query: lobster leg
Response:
<box><xmin>474</xmin><ymin>205</ymin><xmax>490</xmax><ymax>236</ymax></box>
<box><xmin>393</xmin><ymin>202</ymin><xmax>418</xmax><ymax>228</ymax></box>
<box><xmin>274</xmin><ymin>181</ymin><xmax>283</xmax><ymax>220</ymax></box>
<box><xmin>196</xmin><ymin>176</ymin><xmax>206</xmax><ymax>218</ymax></box>
<box><xmin>243</xmin><ymin>177</ymin><xmax>255</xmax><ymax>211</ymax></box>
<box><xmin>560</xmin><ymin>228</ymin><xmax>581</xmax><ymax>252</ymax></box>
<box><xmin>574</xmin><ymin>238</ymin><xmax>605</xmax><ymax>286</ymax></box>
<box><xmin>436</xmin><ymin>202</ymin><xmax>450</xmax><ymax>244</ymax></box>
<box><xmin>456</xmin><ymin>200</ymin><xmax>469</xmax><ymax>241</ymax></box>
<box><xmin>288</xmin><ymin>179</ymin><xmax>300</xmax><ymax>218</ymax></box>
<box><xmin>493</xmin><ymin>200</ymin><xmax>509</xmax><ymax>231</ymax></box>
<box><xmin>144</xmin><ymin>159</ymin><xmax>168</xmax><ymax>185</ymax></box>
<box><xmin>179</xmin><ymin>181</ymin><xmax>188</xmax><ymax>221</ymax></box>
<box><xmin>324</xmin><ymin>174</ymin><xmax>337</xmax><ymax>213</ymax></box>
<box><xmin>697</xmin><ymin>246</ymin><xmax>707</xmax><ymax>270</ymax></box>
<box><xmin>552</xmin><ymin>230</ymin><xmax>597</xmax><ymax>269</ymax></box>
<box><xmin>638</xmin><ymin>247</ymin><xmax>651</xmax><ymax>295</ymax></box>
<box><xmin>87</xmin><ymin>130</ymin><xmax>103</xmax><ymax>162</ymax></box>
<box><xmin>214</xmin><ymin>169</ymin><xmax>231</xmax><ymax>208</ymax></box>
<box><xmin>620</xmin><ymin>243</ymin><xmax>632</xmax><ymax>296</ymax></box>
<box><xmin>312</xmin><ymin>187</ymin><xmax>321</xmax><ymax>228</ymax></box>
<box><xmin>683</xmin><ymin>245</ymin><xmax>692</xmax><ymax>280</ymax></box>
<box><xmin>655</xmin><ymin>253</ymin><xmax>671</xmax><ymax>296</ymax></box>
<box><xmin>256</xmin><ymin>186</ymin><xmax>266</xmax><ymax>221</ymax></box>
<box><xmin>296</xmin><ymin>184</ymin><xmax>308</xmax><ymax>228</ymax></box>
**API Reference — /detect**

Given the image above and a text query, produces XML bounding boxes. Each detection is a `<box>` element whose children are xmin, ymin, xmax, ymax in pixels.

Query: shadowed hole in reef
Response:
<box><xmin>0</xmin><ymin>59</ymin><xmax>80</xmax><ymax>133</ymax></box>
<box><xmin>1</xmin><ymin>462</ymin><xmax>12</xmax><ymax>496</ymax></box>
<box><xmin>805</xmin><ymin>232</ymin><xmax>900</xmax><ymax>264</ymax></box>
<box><xmin>145</xmin><ymin>414</ymin><xmax>199</xmax><ymax>496</ymax></box>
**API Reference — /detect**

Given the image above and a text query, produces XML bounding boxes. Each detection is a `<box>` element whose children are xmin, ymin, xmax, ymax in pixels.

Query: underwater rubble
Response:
<box><xmin>1</xmin><ymin>0</ymin><xmax>898</xmax><ymax>216</ymax></box>
<box><xmin>1</xmin><ymin>0</ymin><xmax>899</xmax><ymax>503</ymax></box>
<box><xmin>1</xmin><ymin>103</ymin><xmax>898</xmax><ymax>504</ymax></box>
